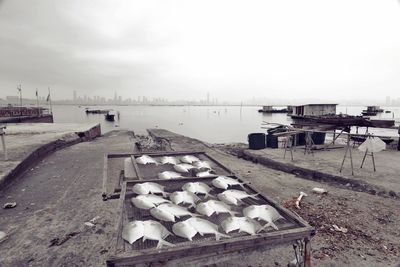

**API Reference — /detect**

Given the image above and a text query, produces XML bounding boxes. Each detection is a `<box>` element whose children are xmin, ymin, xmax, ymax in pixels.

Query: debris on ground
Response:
<box><xmin>331</xmin><ymin>224</ymin><xmax>348</xmax><ymax>233</ymax></box>
<box><xmin>312</xmin><ymin>187</ymin><xmax>328</xmax><ymax>194</ymax></box>
<box><xmin>49</xmin><ymin>232</ymin><xmax>80</xmax><ymax>247</ymax></box>
<box><xmin>295</xmin><ymin>192</ymin><xmax>307</xmax><ymax>209</ymax></box>
<box><xmin>0</xmin><ymin>231</ymin><xmax>7</xmax><ymax>243</ymax></box>
<box><xmin>3</xmin><ymin>202</ymin><xmax>17</xmax><ymax>209</ymax></box>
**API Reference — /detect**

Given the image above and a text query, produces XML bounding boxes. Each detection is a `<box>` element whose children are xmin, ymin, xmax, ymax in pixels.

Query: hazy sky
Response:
<box><xmin>0</xmin><ymin>0</ymin><xmax>400</xmax><ymax>102</ymax></box>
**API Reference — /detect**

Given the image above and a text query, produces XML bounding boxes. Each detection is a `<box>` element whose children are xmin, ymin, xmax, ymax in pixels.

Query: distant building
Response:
<box><xmin>293</xmin><ymin>104</ymin><xmax>337</xmax><ymax>116</ymax></box>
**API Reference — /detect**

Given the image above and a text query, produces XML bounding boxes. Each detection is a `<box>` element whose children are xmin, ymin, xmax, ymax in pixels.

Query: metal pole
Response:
<box><xmin>36</xmin><ymin>88</ymin><xmax>39</xmax><ymax>116</ymax></box>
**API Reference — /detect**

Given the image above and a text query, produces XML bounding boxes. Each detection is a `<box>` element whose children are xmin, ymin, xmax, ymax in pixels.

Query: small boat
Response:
<box><xmin>85</xmin><ymin>109</ymin><xmax>110</xmax><ymax>114</ymax></box>
<box><xmin>361</xmin><ymin>106</ymin><xmax>384</xmax><ymax>116</ymax></box>
<box><xmin>385</xmin><ymin>110</ymin><xmax>391</xmax><ymax>113</ymax></box>
<box><xmin>105</xmin><ymin>112</ymin><xmax>115</xmax><ymax>121</ymax></box>
<box><xmin>258</xmin><ymin>105</ymin><xmax>289</xmax><ymax>113</ymax></box>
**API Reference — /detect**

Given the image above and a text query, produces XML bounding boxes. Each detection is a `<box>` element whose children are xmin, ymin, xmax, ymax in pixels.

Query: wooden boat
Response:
<box><xmin>290</xmin><ymin>114</ymin><xmax>395</xmax><ymax>128</ymax></box>
<box><xmin>361</xmin><ymin>106</ymin><xmax>384</xmax><ymax>116</ymax></box>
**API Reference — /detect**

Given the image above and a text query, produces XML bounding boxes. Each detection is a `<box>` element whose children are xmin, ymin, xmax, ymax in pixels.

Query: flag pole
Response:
<box><xmin>36</xmin><ymin>88</ymin><xmax>39</xmax><ymax>116</ymax></box>
<box><xmin>48</xmin><ymin>87</ymin><xmax>53</xmax><ymax>115</ymax></box>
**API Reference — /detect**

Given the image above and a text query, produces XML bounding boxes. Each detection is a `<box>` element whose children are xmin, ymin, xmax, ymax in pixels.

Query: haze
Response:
<box><xmin>0</xmin><ymin>0</ymin><xmax>400</xmax><ymax>102</ymax></box>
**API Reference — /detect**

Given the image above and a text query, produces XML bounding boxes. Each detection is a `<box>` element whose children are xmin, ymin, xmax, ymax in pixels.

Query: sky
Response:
<box><xmin>0</xmin><ymin>0</ymin><xmax>400</xmax><ymax>102</ymax></box>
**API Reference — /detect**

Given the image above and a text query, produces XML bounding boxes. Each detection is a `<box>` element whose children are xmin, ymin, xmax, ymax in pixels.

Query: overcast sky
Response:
<box><xmin>0</xmin><ymin>0</ymin><xmax>399</xmax><ymax>102</ymax></box>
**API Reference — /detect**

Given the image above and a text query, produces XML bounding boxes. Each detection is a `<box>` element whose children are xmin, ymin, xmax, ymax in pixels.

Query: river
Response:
<box><xmin>51</xmin><ymin>105</ymin><xmax>400</xmax><ymax>143</ymax></box>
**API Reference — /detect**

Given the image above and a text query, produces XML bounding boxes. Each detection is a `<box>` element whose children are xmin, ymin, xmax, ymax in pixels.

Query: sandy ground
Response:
<box><xmin>0</xmin><ymin>129</ymin><xmax>399</xmax><ymax>266</ymax></box>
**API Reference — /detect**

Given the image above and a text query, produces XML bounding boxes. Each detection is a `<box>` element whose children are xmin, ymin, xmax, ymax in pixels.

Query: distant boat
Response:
<box><xmin>85</xmin><ymin>108</ymin><xmax>110</xmax><ymax>114</ymax></box>
<box><xmin>361</xmin><ymin>106</ymin><xmax>384</xmax><ymax>116</ymax></box>
<box><xmin>258</xmin><ymin>105</ymin><xmax>290</xmax><ymax>113</ymax></box>
<box><xmin>105</xmin><ymin>111</ymin><xmax>115</xmax><ymax>121</ymax></box>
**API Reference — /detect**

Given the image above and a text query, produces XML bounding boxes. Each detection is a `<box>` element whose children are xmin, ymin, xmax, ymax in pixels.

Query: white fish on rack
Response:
<box><xmin>182</xmin><ymin>182</ymin><xmax>213</xmax><ymax>198</ymax></box>
<box><xmin>217</xmin><ymin>189</ymin><xmax>259</xmax><ymax>206</ymax></box>
<box><xmin>122</xmin><ymin>221</ymin><xmax>145</xmax><ymax>244</ymax></box>
<box><xmin>160</xmin><ymin>156</ymin><xmax>180</xmax><ymax>165</ymax></box>
<box><xmin>158</xmin><ymin>171</ymin><xmax>182</xmax><ymax>180</ymax></box>
<box><xmin>131</xmin><ymin>194</ymin><xmax>171</xmax><ymax>210</ymax></box>
<box><xmin>242</xmin><ymin>205</ymin><xmax>284</xmax><ymax>230</ymax></box>
<box><xmin>196</xmin><ymin>200</ymin><xmax>238</xmax><ymax>217</ymax></box>
<box><xmin>169</xmin><ymin>191</ymin><xmax>201</xmax><ymax>208</ymax></box>
<box><xmin>181</xmin><ymin>155</ymin><xmax>200</xmax><ymax>164</ymax></box>
<box><xmin>136</xmin><ymin>155</ymin><xmax>158</xmax><ymax>165</ymax></box>
<box><xmin>132</xmin><ymin>182</ymin><xmax>168</xmax><ymax>197</ymax></box>
<box><xmin>142</xmin><ymin>221</ymin><xmax>174</xmax><ymax>249</ymax></box>
<box><xmin>122</xmin><ymin>220</ymin><xmax>174</xmax><ymax>249</ymax></box>
<box><xmin>150</xmin><ymin>203</ymin><xmax>198</xmax><ymax>222</ymax></box>
<box><xmin>186</xmin><ymin>217</ymin><xmax>230</xmax><ymax>241</ymax></box>
<box><xmin>212</xmin><ymin>176</ymin><xmax>248</xmax><ymax>190</ymax></box>
<box><xmin>193</xmin><ymin>161</ymin><xmax>212</xmax><ymax>170</ymax></box>
<box><xmin>221</xmin><ymin>217</ymin><xmax>264</xmax><ymax>235</ymax></box>
<box><xmin>172</xmin><ymin>220</ymin><xmax>198</xmax><ymax>241</ymax></box>
<box><xmin>173</xmin><ymin>163</ymin><xmax>196</xmax><ymax>173</ymax></box>
<box><xmin>196</xmin><ymin>170</ymin><xmax>215</xmax><ymax>178</ymax></box>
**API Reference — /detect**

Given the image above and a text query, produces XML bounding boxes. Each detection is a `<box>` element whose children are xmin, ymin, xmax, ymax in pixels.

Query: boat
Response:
<box><xmin>105</xmin><ymin>111</ymin><xmax>115</xmax><ymax>121</ymax></box>
<box><xmin>258</xmin><ymin>105</ymin><xmax>290</xmax><ymax>113</ymax></box>
<box><xmin>290</xmin><ymin>114</ymin><xmax>395</xmax><ymax>128</ymax></box>
<box><xmin>361</xmin><ymin>106</ymin><xmax>384</xmax><ymax>116</ymax></box>
<box><xmin>85</xmin><ymin>108</ymin><xmax>110</xmax><ymax>114</ymax></box>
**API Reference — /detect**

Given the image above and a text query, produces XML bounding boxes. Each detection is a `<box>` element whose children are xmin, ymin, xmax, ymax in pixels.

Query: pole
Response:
<box><xmin>17</xmin><ymin>84</ymin><xmax>22</xmax><ymax>118</ymax></box>
<box><xmin>48</xmin><ymin>87</ymin><xmax>53</xmax><ymax>115</ymax></box>
<box><xmin>36</xmin><ymin>88</ymin><xmax>39</xmax><ymax>116</ymax></box>
<box><xmin>0</xmin><ymin>127</ymin><xmax>7</xmax><ymax>160</ymax></box>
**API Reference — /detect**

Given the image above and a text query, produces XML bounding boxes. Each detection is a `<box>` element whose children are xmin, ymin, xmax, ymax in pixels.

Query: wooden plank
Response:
<box><xmin>131</xmin><ymin>155</ymin><xmax>143</xmax><ymax>180</ymax></box>
<box><xmin>107</xmin><ymin>227</ymin><xmax>313</xmax><ymax>266</ymax></box>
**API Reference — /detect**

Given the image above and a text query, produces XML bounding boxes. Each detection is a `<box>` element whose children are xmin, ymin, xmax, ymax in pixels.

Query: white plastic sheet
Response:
<box><xmin>357</xmin><ymin>136</ymin><xmax>386</xmax><ymax>153</ymax></box>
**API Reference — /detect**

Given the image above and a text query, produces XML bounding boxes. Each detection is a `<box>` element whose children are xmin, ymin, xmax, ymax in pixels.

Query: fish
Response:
<box><xmin>142</xmin><ymin>220</ymin><xmax>174</xmax><ymax>249</ymax></box>
<box><xmin>122</xmin><ymin>221</ymin><xmax>145</xmax><ymax>244</ymax></box>
<box><xmin>132</xmin><ymin>182</ymin><xmax>168</xmax><ymax>197</ymax></box>
<box><xmin>172</xmin><ymin>221</ymin><xmax>198</xmax><ymax>241</ymax></box>
<box><xmin>242</xmin><ymin>205</ymin><xmax>284</xmax><ymax>230</ymax></box>
<box><xmin>217</xmin><ymin>190</ymin><xmax>259</xmax><ymax>206</ymax></box>
<box><xmin>122</xmin><ymin>220</ymin><xmax>174</xmax><ymax>248</ymax></box>
<box><xmin>196</xmin><ymin>200</ymin><xmax>238</xmax><ymax>217</ymax></box>
<box><xmin>136</xmin><ymin>155</ymin><xmax>158</xmax><ymax>165</ymax></box>
<box><xmin>193</xmin><ymin>161</ymin><xmax>212</xmax><ymax>170</ymax></box>
<box><xmin>181</xmin><ymin>155</ymin><xmax>200</xmax><ymax>164</ymax></box>
<box><xmin>221</xmin><ymin>217</ymin><xmax>263</xmax><ymax>235</ymax></box>
<box><xmin>182</xmin><ymin>182</ymin><xmax>213</xmax><ymax>198</ymax></box>
<box><xmin>160</xmin><ymin>156</ymin><xmax>180</xmax><ymax>165</ymax></box>
<box><xmin>131</xmin><ymin>194</ymin><xmax>171</xmax><ymax>210</ymax></box>
<box><xmin>185</xmin><ymin>218</ymin><xmax>230</xmax><ymax>241</ymax></box>
<box><xmin>157</xmin><ymin>203</ymin><xmax>198</xmax><ymax>218</ymax></box>
<box><xmin>158</xmin><ymin>171</ymin><xmax>182</xmax><ymax>179</ymax></box>
<box><xmin>169</xmin><ymin>191</ymin><xmax>201</xmax><ymax>208</ymax></box>
<box><xmin>211</xmin><ymin>176</ymin><xmax>248</xmax><ymax>190</ymax></box>
<box><xmin>150</xmin><ymin>207</ymin><xmax>176</xmax><ymax>222</ymax></box>
<box><xmin>173</xmin><ymin>163</ymin><xmax>196</xmax><ymax>173</ymax></box>
<box><xmin>196</xmin><ymin>170</ymin><xmax>215</xmax><ymax>178</ymax></box>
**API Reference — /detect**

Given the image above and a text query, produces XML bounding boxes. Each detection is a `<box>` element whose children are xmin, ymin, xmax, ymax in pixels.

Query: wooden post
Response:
<box><xmin>1</xmin><ymin>131</ymin><xmax>7</xmax><ymax>160</ymax></box>
<box><xmin>304</xmin><ymin>237</ymin><xmax>311</xmax><ymax>267</ymax></box>
<box><xmin>340</xmin><ymin>134</ymin><xmax>354</xmax><ymax>175</ymax></box>
<box><xmin>360</xmin><ymin>149</ymin><xmax>368</xmax><ymax>169</ymax></box>
<box><xmin>371</xmin><ymin>152</ymin><xmax>376</xmax><ymax>172</ymax></box>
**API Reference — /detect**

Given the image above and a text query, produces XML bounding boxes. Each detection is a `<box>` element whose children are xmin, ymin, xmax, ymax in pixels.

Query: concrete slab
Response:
<box><xmin>0</xmin><ymin>123</ymin><xmax>101</xmax><ymax>188</ymax></box>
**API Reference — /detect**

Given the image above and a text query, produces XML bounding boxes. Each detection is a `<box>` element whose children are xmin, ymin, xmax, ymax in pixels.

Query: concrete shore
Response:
<box><xmin>0</xmin><ymin>123</ymin><xmax>101</xmax><ymax>188</ymax></box>
<box><xmin>0</xmin><ymin>129</ymin><xmax>399</xmax><ymax>266</ymax></box>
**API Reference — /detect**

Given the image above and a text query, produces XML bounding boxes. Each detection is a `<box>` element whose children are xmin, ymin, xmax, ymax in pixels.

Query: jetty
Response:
<box><xmin>0</xmin><ymin>106</ymin><xmax>53</xmax><ymax>123</ymax></box>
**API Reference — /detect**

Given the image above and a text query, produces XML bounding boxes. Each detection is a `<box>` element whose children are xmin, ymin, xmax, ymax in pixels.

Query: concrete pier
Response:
<box><xmin>0</xmin><ymin>123</ymin><xmax>101</xmax><ymax>188</ymax></box>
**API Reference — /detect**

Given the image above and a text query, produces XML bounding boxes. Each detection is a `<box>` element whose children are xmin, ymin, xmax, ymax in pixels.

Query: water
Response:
<box><xmin>52</xmin><ymin>105</ymin><xmax>400</xmax><ymax>143</ymax></box>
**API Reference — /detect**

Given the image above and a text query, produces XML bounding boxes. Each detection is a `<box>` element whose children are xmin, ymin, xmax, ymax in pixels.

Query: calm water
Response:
<box><xmin>52</xmin><ymin>105</ymin><xmax>400</xmax><ymax>143</ymax></box>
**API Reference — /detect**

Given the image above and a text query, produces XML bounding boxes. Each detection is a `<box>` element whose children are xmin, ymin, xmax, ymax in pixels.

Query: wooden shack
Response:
<box><xmin>293</xmin><ymin>104</ymin><xmax>337</xmax><ymax>117</ymax></box>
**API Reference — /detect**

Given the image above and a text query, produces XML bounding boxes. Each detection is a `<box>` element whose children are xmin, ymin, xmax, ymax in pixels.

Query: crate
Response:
<box><xmin>106</xmin><ymin>176</ymin><xmax>314</xmax><ymax>266</ymax></box>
